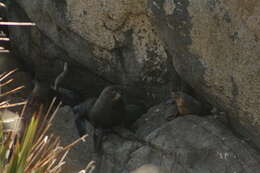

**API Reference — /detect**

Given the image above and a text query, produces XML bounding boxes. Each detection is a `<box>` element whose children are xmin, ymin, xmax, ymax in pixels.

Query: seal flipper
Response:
<box><xmin>73</xmin><ymin>98</ymin><xmax>97</xmax><ymax>137</ymax></box>
<box><xmin>93</xmin><ymin>128</ymin><xmax>104</xmax><ymax>154</ymax></box>
<box><xmin>75</xmin><ymin>115</ymin><xmax>87</xmax><ymax>137</ymax></box>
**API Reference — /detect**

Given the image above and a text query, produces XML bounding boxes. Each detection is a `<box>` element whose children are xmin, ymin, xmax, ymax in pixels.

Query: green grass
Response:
<box><xmin>0</xmin><ymin>71</ymin><xmax>89</xmax><ymax>173</ymax></box>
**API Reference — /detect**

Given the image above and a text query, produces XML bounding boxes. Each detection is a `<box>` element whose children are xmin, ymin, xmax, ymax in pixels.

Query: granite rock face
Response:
<box><xmin>148</xmin><ymin>0</ymin><xmax>260</xmax><ymax>147</ymax></box>
<box><xmin>53</xmin><ymin>103</ymin><xmax>260</xmax><ymax>173</ymax></box>
<box><xmin>7</xmin><ymin>0</ymin><xmax>260</xmax><ymax>157</ymax></box>
<box><xmin>7</xmin><ymin>0</ymin><xmax>181</xmax><ymax>105</ymax></box>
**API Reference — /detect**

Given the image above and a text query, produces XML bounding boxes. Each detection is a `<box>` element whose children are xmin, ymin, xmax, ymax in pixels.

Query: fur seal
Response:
<box><xmin>27</xmin><ymin>62</ymin><xmax>80</xmax><ymax>113</ymax></box>
<box><xmin>73</xmin><ymin>86</ymin><xmax>125</xmax><ymax>153</ymax></box>
<box><xmin>27</xmin><ymin>80</ymin><xmax>57</xmax><ymax>112</ymax></box>
<box><xmin>88</xmin><ymin>86</ymin><xmax>125</xmax><ymax>128</ymax></box>
<box><xmin>172</xmin><ymin>91</ymin><xmax>202</xmax><ymax>115</ymax></box>
<box><xmin>27</xmin><ymin>80</ymin><xmax>81</xmax><ymax>115</ymax></box>
<box><xmin>89</xmin><ymin>86</ymin><xmax>125</xmax><ymax>153</ymax></box>
<box><xmin>73</xmin><ymin>86</ymin><xmax>147</xmax><ymax>153</ymax></box>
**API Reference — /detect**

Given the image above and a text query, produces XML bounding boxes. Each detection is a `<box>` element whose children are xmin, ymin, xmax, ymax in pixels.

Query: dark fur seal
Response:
<box><xmin>74</xmin><ymin>86</ymin><xmax>148</xmax><ymax>153</ymax></box>
<box><xmin>89</xmin><ymin>86</ymin><xmax>125</xmax><ymax>153</ymax></box>
<box><xmin>27</xmin><ymin>80</ymin><xmax>81</xmax><ymax>114</ymax></box>
<box><xmin>27</xmin><ymin>62</ymin><xmax>80</xmax><ymax>113</ymax></box>
<box><xmin>73</xmin><ymin>86</ymin><xmax>125</xmax><ymax>153</ymax></box>
<box><xmin>89</xmin><ymin>86</ymin><xmax>125</xmax><ymax>128</ymax></box>
<box><xmin>27</xmin><ymin>80</ymin><xmax>57</xmax><ymax>111</ymax></box>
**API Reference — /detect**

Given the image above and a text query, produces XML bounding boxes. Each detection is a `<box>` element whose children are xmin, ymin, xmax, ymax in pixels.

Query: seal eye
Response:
<box><xmin>112</xmin><ymin>92</ymin><xmax>121</xmax><ymax>101</ymax></box>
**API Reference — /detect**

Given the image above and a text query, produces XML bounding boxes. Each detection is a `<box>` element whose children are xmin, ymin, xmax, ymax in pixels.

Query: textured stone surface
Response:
<box><xmin>8</xmin><ymin>0</ymin><xmax>182</xmax><ymax>105</ymax></box>
<box><xmin>6</xmin><ymin>0</ymin><xmax>260</xmax><ymax>170</ymax></box>
<box><xmin>51</xmin><ymin>106</ymin><xmax>94</xmax><ymax>173</ymax></box>
<box><xmin>53</xmin><ymin>103</ymin><xmax>260</xmax><ymax>173</ymax></box>
<box><xmin>148</xmin><ymin>0</ymin><xmax>260</xmax><ymax>147</ymax></box>
<box><xmin>130</xmin><ymin>164</ymin><xmax>165</xmax><ymax>173</ymax></box>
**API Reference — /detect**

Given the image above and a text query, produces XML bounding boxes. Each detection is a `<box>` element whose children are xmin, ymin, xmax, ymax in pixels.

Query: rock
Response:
<box><xmin>164</xmin><ymin>103</ymin><xmax>178</xmax><ymax>121</ymax></box>
<box><xmin>128</xmin><ymin>104</ymin><xmax>260</xmax><ymax>173</ymax></box>
<box><xmin>50</xmin><ymin>106</ymin><xmax>95</xmax><ymax>173</ymax></box>
<box><xmin>6</xmin><ymin>0</ymin><xmax>260</xmax><ymax>170</ymax></box>
<box><xmin>133</xmin><ymin>102</ymin><xmax>176</xmax><ymax>136</ymax></box>
<box><xmin>130</xmin><ymin>164</ymin><xmax>166</xmax><ymax>173</ymax></box>
<box><xmin>0</xmin><ymin>109</ymin><xmax>21</xmax><ymax>134</ymax></box>
<box><xmin>51</xmin><ymin>103</ymin><xmax>260</xmax><ymax>173</ymax></box>
<box><xmin>8</xmin><ymin>0</ymin><xmax>260</xmax><ymax>149</ymax></box>
<box><xmin>123</xmin><ymin>103</ymin><xmax>147</xmax><ymax>128</ymax></box>
<box><xmin>7</xmin><ymin>0</ymin><xmax>183</xmax><ymax>105</ymax></box>
<box><xmin>148</xmin><ymin>0</ymin><xmax>260</xmax><ymax>147</ymax></box>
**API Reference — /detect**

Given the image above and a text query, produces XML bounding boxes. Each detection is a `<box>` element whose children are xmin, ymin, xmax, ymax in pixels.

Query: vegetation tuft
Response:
<box><xmin>0</xmin><ymin>2</ymin><xmax>94</xmax><ymax>171</ymax></box>
<box><xmin>0</xmin><ymin>71</ymin><xmax>89</xmax><ymax>173</ymax></box>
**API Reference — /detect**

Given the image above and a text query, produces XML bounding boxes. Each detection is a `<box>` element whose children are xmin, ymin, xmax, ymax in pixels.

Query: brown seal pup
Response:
<box><xmin>172</xmin><ymin>91</ymin><xmax>202</xmax><ymax>115</ymax></box>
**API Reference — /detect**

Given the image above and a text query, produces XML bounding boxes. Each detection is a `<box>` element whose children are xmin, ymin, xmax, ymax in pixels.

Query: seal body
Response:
<box><xmin>172</xmin><ymin>91</ymin><xmax>202</xmax><ymax>115</ymax></box>
<box><xmin>28</xmin><ymin>81</ymin><xmax>54</xmax><ymax>106</ymax></box>
<box><xmin>73</xmin><ymin>98</ymin><xmax>97</xmax><ymax>136</ymax></box>
<box><xmin>26</xmin><ymin>81</ymin><xmax>57</xmax><ymax>116</ymax></box>
<box><xmin>89</xmin><ymin>86</ymin><xmax>125</xmax><ymax>128</ymax></box>
<box><xmin>28</xmin><ymin>80</ymin><xmax>81</xmax><ymax>113</ymax></box>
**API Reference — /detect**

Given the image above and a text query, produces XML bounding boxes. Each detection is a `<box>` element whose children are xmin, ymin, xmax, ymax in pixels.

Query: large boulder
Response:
<box><xmin>7</xmin><ymin>0</ymin><xmax>182</xmax><ymax>105</ymax></box>
<box><xmin>7</xmin><ymin>0</ymin><xmax>260</xmax><ymax>151</ymax></box>
<box><xmin>53</xmin><ymin>103</ymin><xmax>260</xmax><ymax>173</ymax></box>
<box><xmin>147</xmin><ymin>0</ymin><xmax>260</xmax><ymax>147</ymax></box>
